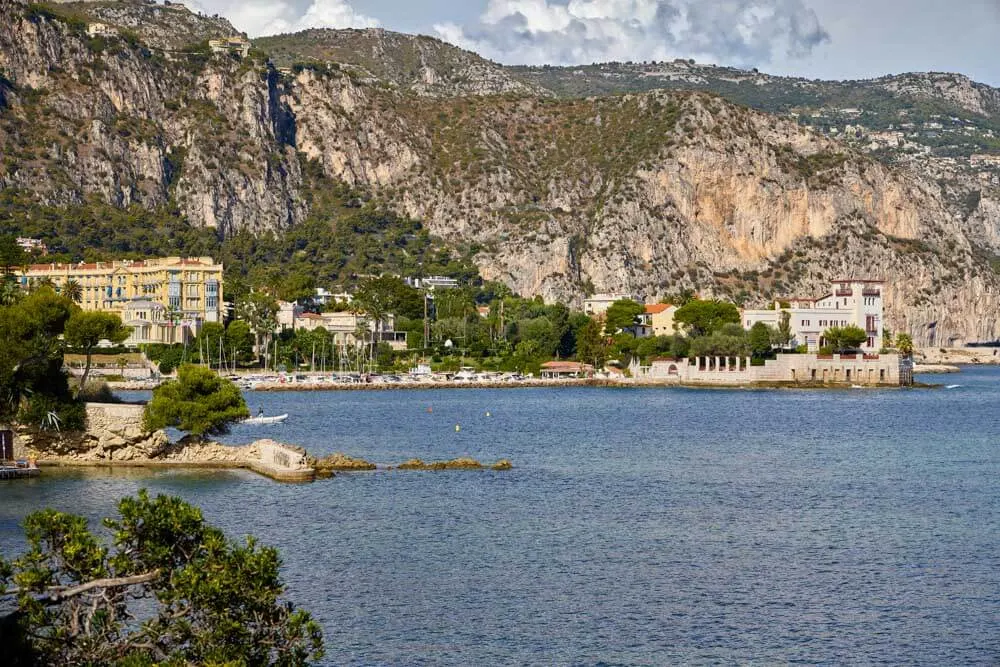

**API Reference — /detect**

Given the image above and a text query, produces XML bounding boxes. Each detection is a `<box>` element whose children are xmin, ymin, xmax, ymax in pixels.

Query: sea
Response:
<box><xmin>2</xmin><ymin>368</ymin><xmax>999</xmax><ymax>665</ymax></box>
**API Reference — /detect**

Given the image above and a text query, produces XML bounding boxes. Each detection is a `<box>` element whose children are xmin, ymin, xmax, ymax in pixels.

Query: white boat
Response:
<box><xmin>243</xmin><ymin>413</ymin><xmax>288</xmax><ymax>425</ymax></box>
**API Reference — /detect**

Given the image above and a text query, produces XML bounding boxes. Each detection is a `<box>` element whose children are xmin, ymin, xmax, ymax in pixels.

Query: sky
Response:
<box><xmin>186</xmin><ymin>0</ymin><xmax>1000</xmax><ymax>85</ymax></box>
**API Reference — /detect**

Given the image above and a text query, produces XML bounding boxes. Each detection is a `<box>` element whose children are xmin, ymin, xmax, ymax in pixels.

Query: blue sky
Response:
<box><xmin>189</xmin><ymin>0</ymin><xmax>1000</xmax><ymax>85</ymax></box>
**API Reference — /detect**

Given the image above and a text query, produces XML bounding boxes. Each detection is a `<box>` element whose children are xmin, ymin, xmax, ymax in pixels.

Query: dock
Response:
<box><xmin>0</xmin><ymin>463</ymin><xmax>40</xmax><ymax>480</ymax></box>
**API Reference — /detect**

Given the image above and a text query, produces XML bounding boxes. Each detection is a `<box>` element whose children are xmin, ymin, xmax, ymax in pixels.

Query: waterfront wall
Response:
<box><xmin>641</xmin><ymin>353</ymin><xmax>904</xmax><ymax>386</ymax></box>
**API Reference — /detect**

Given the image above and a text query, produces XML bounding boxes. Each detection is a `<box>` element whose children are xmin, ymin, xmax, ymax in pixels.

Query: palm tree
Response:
<box><xmin>34</xmin><ymin>276</ymin><xmax>55</xmax><ymax>291</ymax></box>
<box><xmin>63</xmin><ymin>279</ymin><xmax>83</xmax><ymax>303</ymax></box>
<box><xmin>894</xmin><ymin>333</ymin><xmax>914</xmax><ymax>358</ymax></box>
<box><xmin>0</xmin><ymin>278</ymin><xmax>22</xmax><ymax>306</ymax></box>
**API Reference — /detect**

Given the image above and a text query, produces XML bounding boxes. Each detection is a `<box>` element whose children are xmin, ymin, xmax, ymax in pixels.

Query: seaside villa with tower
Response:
<box><xmin>741</xmin><ymin>279</ymin><xmax>885</xmax><ymax>352</ymax></box>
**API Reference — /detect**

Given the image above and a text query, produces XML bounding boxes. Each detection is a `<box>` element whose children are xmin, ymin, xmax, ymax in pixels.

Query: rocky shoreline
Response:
<box><xmin>17</xmin><ymin>404</ymin><xmax>512</xmax><ymax>483</ymax></box>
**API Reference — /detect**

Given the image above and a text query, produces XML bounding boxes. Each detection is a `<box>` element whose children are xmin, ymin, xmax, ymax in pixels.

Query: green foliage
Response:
<box><xmin>603</xmin><ymin>299</ymin><xmax>645</xmax><ymax>334</ymax></box>
<box><xmin>689</xmin><ymin>323</ymin><xmax>750</xmax><ymax>357</ymax></box>
<box><xmin>673</xmin><ymin>299</ymin><xmax>741</xmax><ymax>337</ymax></box>
<box><xmin>776</xmin><ymin>310</ymin><xmax>793</xmax><ymax>348</ymax></box>
<box><xmin>0</xmin><ymin>288</ymin><xmax>83</xmax><ymax>430</ymax></box>
<box><xmin>0</xmin><ymin>234</ymin><xmax>26</xmax><ymax>275</ymax></box>
<box><xmin>64</xmin><ymin>310</ymin><xmax>131</xmax><ymax>391</ymax></box>
<box><xmin>749</xmin><ymin>321</ymin><xmax>775</xmax><ymax>359</ymax></box>
<box><xmin>575</xmin><ymin>317</ymin><xmax>606</xmax><ymax>367</ymax></box>
<box><xmin>143</xmin><ymin>365</ymin><xmax>248</xmax><ymax>436</ymax></box>
<box><xmin>225</xmin><ymin>320</ymin><xmax>256</xmax><ymax>364</ymax></box>
<box><xmin>0</xmin><ymin>490</ymin><xmax>323</xmax><ymax>665</ymax></box>
<box><xmin>894</xmin><ymin>332</ymin><xmax>914</xmax><ymax>356</ymax></box>
<box><xmin>822</xmin><ymin>324</ymin><xmax>869</xmax><ymax>351</ymax></box>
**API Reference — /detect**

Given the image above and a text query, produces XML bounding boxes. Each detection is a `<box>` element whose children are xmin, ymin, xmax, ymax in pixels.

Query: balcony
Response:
<box><xmin>862</xmin><ymin>288</ymin><xmax>881</xmax><ymax>297</ymax></box>
<box><xmin>835</xmin><ymin>288</ymin><xmax>853</xmax><ymax>297</ymax></box>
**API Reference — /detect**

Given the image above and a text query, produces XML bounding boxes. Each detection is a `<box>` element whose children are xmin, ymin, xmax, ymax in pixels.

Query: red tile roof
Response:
<box><xmin>645</xmin><ymin>303</ymin><xmax>673</xmax><ymax>314</ymax></box>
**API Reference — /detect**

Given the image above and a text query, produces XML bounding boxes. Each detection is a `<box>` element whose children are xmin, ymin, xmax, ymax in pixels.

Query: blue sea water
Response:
<box><xmin>2</xmin><ymin>369</ymin><xmax>1000</xmax><ymax>665</ymax></box>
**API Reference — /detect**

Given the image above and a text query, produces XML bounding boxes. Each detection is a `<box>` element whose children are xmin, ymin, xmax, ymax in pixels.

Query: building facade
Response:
<box><xmin>583</xmin><ymin>293</ymin><xmax>634</xmax><ymax>316</ymax></box>
<box><xmin>276</xmin><ymin>302</ymin><xmax>408</xmax><ymax>351</ymax></box>
<box><xmin>742</xmin><ymin>279</ymin><xmax>885</xmax><ymax>352</ymax></box>
<box><xmin>20</xmin><ymin>257</ymin><xmax>224</xmax><ymax>345</ymax></box>
<box><xmin>643</xmin><ymin>303</ymin><xmax>678</xmax><ymax>336</ymax></box>
<box><xmin>638</xmin><ymin>352</ymin><xmax>905</xmax><ymax>386</ymax></box>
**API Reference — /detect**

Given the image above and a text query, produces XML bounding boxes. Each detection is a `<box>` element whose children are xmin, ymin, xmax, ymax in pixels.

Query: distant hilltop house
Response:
<box><xmin>86</xmin><ymin>22</ymin><xmax>118</xmax><ymax>38</ymax></box>
<box><xmin>583</xmin><ymin>293</ymin><xmax>635</xmax><ymax>316</ymax></box>
<box><xmin>971</xmin><ymin>154</ymin><xmax>1000</xmax><ymax>168</ymax></box>
<box><xmin>742</xmin><ymin>279</ymin><xmax>885</xmax><ymax>352</ymax></box>
<box><xmin>209</xmin><ymin>36</ymin><xmax>251</xmax><ymax>57</ymax></box>
<box><xmin>406</xmin><ymin>276</ymin><xmax>459</xmax><ymax>291</ymax></box>
<box><xmin>16</xmin><ymin>237</ymin><xmax>47</xmax><ymax>255</ymax></box>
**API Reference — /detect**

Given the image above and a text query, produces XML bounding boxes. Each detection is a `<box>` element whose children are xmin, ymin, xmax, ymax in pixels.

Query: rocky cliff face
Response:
<box><xmin>281</xmin><ymin>73</ymin><xmax>1000</xmax><ymax>345</ymax></box>
<box><xmin>0</xmin><ymin>0</ymin><xmax>305</xmax><ymax>234</ymax></box>
<box><xmin>2</xmin><ymin>0</ymin><xmax>1000</xmax><ymax>345</ymax></box>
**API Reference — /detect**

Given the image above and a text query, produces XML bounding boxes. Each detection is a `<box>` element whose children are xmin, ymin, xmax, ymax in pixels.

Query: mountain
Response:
<box><xmin>508</xmin><ymin>61</ymin><xmax>1000</xmax><ymax>255</ymax></box>
<box><xmin>2</xmin><ymin>0</ymin><xmax>999</xmax><ymax>346</ymax></box>
<box><xmin>255</xmin><ymin>28</ymin><xmax>547</xmax><ymax>98</ymax></box>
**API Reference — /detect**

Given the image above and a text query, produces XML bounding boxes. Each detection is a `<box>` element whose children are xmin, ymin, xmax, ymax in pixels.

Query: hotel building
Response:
<box><xmin>19</xmin><ymin>257</ymin><xmax>224</xmax><ymax>345</ymax></box>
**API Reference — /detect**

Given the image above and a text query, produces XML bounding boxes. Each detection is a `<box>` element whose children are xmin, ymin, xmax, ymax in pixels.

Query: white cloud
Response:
<box><xmin>434</xmin><ymin>0</ymin><xmax>830</xmax><ymax>67</ymax></box>
<box><xmin>187</xmin><ymin>0</ymin><xmax>378</xmax><ymax>37</ymax></box>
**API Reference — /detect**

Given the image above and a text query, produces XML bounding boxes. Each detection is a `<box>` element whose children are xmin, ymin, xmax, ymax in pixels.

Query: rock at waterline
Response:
<box><xmin>313</xmin><ymin>452</ymin><xmax>377</xmax><ymax>476</ymax></box>
<box><xmin>395</xmin><ymin>457</ymin><xmax>513</xmax><ymax>471</ymax></box>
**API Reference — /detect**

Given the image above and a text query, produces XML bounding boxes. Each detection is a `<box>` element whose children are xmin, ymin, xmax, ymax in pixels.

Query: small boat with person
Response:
<box><xmin>243</xmin><ymin>411</ymin><xmax>289</xmax><ymax>425</ymax></box>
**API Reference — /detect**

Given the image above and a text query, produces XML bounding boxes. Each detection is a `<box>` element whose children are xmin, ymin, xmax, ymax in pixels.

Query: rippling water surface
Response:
<box><xmin>3</xmin><ymin>370</ymin><xmax>1000</xmax><ymax>665</ymax></box>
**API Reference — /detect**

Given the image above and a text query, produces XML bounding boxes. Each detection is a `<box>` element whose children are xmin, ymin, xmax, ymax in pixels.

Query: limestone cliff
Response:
<box><xmin>0</xmin><ymin>0</ymin><xmax>305</xmax><ymax>234</ymax></box>
<box><xmin>283</xmin><ymin>74</ymin><xmax>1000</xmax><ymax>345</ymax></box>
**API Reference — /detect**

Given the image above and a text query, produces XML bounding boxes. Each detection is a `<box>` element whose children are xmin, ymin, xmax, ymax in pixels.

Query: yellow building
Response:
<box><xmin>643</xmin><ymin>303</ymin><xmax>678</xmax><ymax>336</ymax></box>
<box><xmin>20</xmin><ymin>257</ymin><xmax>224</xmax><ymax>345</ymax></box>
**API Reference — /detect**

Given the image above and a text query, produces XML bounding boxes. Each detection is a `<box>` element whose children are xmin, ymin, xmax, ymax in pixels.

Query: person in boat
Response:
<box><xmin>257</xmin><ymin>406</ymin><xmax>264</xmax><ymax>418</ymax></box>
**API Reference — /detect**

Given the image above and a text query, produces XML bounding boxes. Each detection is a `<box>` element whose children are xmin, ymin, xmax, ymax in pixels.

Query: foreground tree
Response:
<box><xmin>776</xmin><ymin>310</ymin><xmax>793</xmax><ymax>349</ymax></box>
<box><xmin>0</xmin><ymin>490</ymin><xmax>324</xmax><ymax>666</ymax></box>
<box><xmin>235</xmin><ymin>291</ymin><xmax>279</xmax><ymax>366</ymax></box>
<box><xmin>64</xmin><ymin>310</ymin><xmax>131</xmax><ymax>393</ymax></box>
<box><xmin>0</xmin><ymin>288</ymin><xmax>84</xmax><ymax>430</ymax></box>
<box><xmin>0</xmin><ymin>234</ymin><xmax>26</xmax><ymax>277</ymax></box>
<box><xmin>143</xmin><ymin>364</ymin><xmax>249</xmax><ymax>436</ymax></box>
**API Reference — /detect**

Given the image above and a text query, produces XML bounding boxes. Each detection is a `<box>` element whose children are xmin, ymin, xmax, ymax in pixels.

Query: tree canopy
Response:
<box><xmin>64</xmin><ymin>310</ymin><xmax>131</xmax><ymax>391</ymax></box>
<box><xmin>0</xmin><ymin>288</ymin><xmax>84</xmax><ymax>430</ymax></box>
<box><xmin>673</xmin><ymin>299</ymin><xmax>741</xmax><ymax>337</ymax></box>
<box><xmin>749</xmin><ymin>321</ymin><xmax>775</xmax><ymax>359</ymax></box>
<box><xmin>822</xmin><ymin>324</ymin><xmax>868</xmax><ymax>352</ymax></box>
<box><xmin>603</xmin><ymin>299</ymin><xmax>645</xmax><ymax>334</ymax></box>
<box><xmin>894</xmin><ymin>332</ymin><xmax>914</xmax><ymax>356</ymax></box>
<box><xmin>0</xmin><ymin>490</ymin><xmax>323</xmax><ymax>666</ymax></box>
<box><xmin>143</xmin><ymin>365</ymin><xmax>249</xmax><ymax>436</ymax></box>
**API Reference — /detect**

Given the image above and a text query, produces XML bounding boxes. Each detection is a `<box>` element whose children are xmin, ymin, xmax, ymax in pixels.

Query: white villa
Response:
<box><xmin>583</xmin><ymin>293</ymin><xmax>635</xmax><ymax>316</ymax></box>
<box><xmin>276</xmin><ymin>302</ymin><xmax>408</xmax><ymax>351</ymax></box>
<box><xmin>742</xmin><ymin>279</ymin><xmax>885</xmax><ymax>352</ymax></box>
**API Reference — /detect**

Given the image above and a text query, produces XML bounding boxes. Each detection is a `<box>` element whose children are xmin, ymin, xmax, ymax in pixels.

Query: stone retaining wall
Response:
<box><xmin>641</xmin><ymin>353</ymin><xmax>905</xmax><ymax>386</ymax></box>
